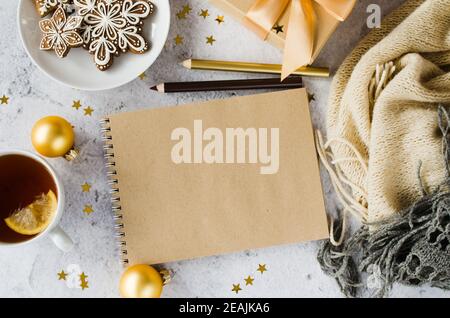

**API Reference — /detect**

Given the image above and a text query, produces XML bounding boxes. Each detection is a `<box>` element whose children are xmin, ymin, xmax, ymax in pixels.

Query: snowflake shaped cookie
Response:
<box><xmin>34</xmin><ymin>0</ymin><xmax>74</xmax><ymax>17</ymax></box>
<box><xmin>73</xmin><ymin>0</ymin><xmax>154</xmax><ymax>71</ymax></box>
<box><xmin>39</xmin><ymin>7</ymin><xmax>84</xmax><ymax>58</ymax></box>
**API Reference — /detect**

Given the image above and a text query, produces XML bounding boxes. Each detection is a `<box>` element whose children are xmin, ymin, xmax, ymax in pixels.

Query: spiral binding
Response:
<box><xmin>100</xmin><ymin>118</ymin><xmax>129</xmax><ymax>266</ymax></box>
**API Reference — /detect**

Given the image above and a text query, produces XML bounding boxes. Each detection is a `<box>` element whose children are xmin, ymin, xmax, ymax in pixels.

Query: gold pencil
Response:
<box><xmin>181</xmin><ymin>59</ymin><xmax>329</xmax><ymax>78</ymax></box>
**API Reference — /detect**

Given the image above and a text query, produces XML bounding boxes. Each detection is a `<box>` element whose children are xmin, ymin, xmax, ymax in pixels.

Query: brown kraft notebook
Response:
<box><xmin>101</xmin><ymin>88</ymin><xmax>329</xmax><ymax>265</ymax></box>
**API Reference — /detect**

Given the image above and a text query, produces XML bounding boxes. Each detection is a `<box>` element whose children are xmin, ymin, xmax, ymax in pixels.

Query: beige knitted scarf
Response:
<box><xmin>317</xmin><ymin>0</ymin><xmax>450</xmax><ymax>296</ymax></box>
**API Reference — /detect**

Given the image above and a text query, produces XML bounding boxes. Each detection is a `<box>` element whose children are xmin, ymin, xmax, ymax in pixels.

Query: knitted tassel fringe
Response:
<box><xmin>318</xmin><ymin>106</ymin><xmax>450</xmax><ymax>297</ymax></box>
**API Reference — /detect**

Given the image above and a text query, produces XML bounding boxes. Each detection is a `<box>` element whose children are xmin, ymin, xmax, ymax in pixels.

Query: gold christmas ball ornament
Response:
<box><xmin>119</xmin><ymin>264</ymin><xmax>170</xmax><ymax>298</ymax></box>
<box><xmin>31</xmin><ymin>116</ymin><xmax>78</xmax><ymax>161</ymax></box>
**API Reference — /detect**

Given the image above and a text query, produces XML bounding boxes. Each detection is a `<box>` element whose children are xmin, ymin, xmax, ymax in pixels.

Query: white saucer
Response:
<box><xmin>17</xmin><ymin>0</ymin><xmax>170</xmax><ymax>91</ymax></box>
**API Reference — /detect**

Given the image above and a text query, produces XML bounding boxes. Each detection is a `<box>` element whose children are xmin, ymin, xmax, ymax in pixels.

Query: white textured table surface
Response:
<box><xmin>0</xmin><ymin>0</ymin><xmax>448</xmax><ymax>298</ymax></box>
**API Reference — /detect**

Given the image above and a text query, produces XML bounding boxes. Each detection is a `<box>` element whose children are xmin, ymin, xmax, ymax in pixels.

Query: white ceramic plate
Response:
<box><xmin>17</xmin><ymin>0</ymin><xmax>170</xmax><ymax>91</ymax></box>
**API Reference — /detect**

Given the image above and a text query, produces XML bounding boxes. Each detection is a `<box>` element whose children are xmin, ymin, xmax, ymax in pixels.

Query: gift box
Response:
<box><xmin>208</xmin><ymin>0</ymin><xmax>356</xmax><ymax>76</ymax></box>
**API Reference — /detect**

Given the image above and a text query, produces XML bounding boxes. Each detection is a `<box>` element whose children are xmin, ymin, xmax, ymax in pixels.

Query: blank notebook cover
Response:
<box><xmin>102</xmin><ymin>88</ymin><xmax>329</xmax><ymax>265</ymax></box>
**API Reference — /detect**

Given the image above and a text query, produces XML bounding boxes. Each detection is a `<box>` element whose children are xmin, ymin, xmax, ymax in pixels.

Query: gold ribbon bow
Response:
<box><xmin>244</xmin><ymin>0</ymin><xmax>356</xmax><ymax>80</ymax></box>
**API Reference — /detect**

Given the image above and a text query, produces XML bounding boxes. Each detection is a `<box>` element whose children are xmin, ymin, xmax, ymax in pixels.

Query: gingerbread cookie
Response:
<box><xmin>39</xmin><ymin>7</ymin><xmax>83</xmax><ymax>58</ymax></box>
<box><xmin>73</xmin><ymin>0</ymin><xmax>154</xmax><ymax>71</ymax></box>
<box><xmin>33</xmin><ymin>0</ymin><xmax>73</xmax><ymax>18</ymax></box>
<box><xmin>73</xmin><ymin>0</ymin><xmax>96</xmax><ymax>16</ymax></box>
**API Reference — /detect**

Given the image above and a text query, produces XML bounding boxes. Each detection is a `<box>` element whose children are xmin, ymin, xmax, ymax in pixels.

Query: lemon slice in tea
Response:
<box><xmin>4</xmin><ymin>190</ymin><xmax>57</xmax><ymax>235</ymax></box>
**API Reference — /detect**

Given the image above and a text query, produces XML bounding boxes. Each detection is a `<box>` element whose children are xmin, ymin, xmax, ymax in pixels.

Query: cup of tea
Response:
<box><xmin>0</xmin><ymin>149</ymin><xmax>73</xmax><ymax>251</ymax></box>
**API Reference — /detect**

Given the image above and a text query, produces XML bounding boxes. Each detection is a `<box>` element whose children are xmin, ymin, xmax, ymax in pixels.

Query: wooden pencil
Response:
<box><xmin>150</xmin><ymin>76</ymin><xmax>303</xmax><ymax>93</ymax></box>
<box><xmin>181</xmin><ymin>59</ymin><xmax>329</xmax><ymax>78</ymax></box>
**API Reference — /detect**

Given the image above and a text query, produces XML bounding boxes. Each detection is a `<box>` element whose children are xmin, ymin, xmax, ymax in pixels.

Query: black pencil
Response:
<box><xmin>150</xmin><ymin>76</ymin><xmax>303</xmax><ymax>93</ymax></box>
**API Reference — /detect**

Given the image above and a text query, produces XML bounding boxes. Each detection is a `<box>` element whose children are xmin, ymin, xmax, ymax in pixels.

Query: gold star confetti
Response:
<box><xmin>80</xmin><ymin>280</ymin><xmax>89</xmax><ymax>290</ymax></box>
<box><xmin>81</xmin><ymin>182</ymin><xmax>91</xmax><ymax>193</ymax></box>
<box><xmin>80</xmin><ymin>272</ymin><xmax>89</xmax><ymax>290</ymax></box>
<box><xmin>83</xmin><ymin>106</ymin><xmax>94</xmax><ymax>116</ymax></box>
<box><xmin>244</xmin><ymin>275</ymin><xmax>254</xmax><ymax>286</ymax></box>
<box><xmin>177</xmin><ymin>3</ymin><xmax>192</xmax><ymax>20</ymax></box>
<box><xmin>138</xmin><ymin>72</ymin><xmax>146</xmax><ymax>80</ymax></box>
<box><xmin>176</xmin><ymin>11</ymin><xmax>186</xmax><ymax>19</ymax></box>
<box><xmin>199</xmin><ymin>9</ymin><xmax>209</xmax><ymax>19</ymax></box>
<box><xmin>72</xmin><ymin>100</ymin><xmax>82</xmax><ymax>110</ymax></box>
<box><xmin>206</xmin><ymin>35</ymin><xmax>216</xmax><ymax>45</ymax></box>
<box><xmin>215</xmin><ymin>15</ymin><xmax>225</xmax><ymax>24</ymax></box>
<box><xmin>58</xmin><ymin>270</ymin><xmax>68</xmax><ymax>281</ymax></box>
<box><xmin>231</xmin><ymin>284</ymin><xmax>242</xmax><ymax>294</ymax></box>
<box><xmin>174</xmin><ymin>34</ymin><xmax>184</xmax><ymax>45</ymax></box>
<box><xmin>1</xmin><ymin>95</ymin><xmax>9</xmax><ymax>105</ymax></box>
<box><xmin>308</xmin><ymin>93</ymin><xmax>316</xmax><ymax>102</ymax></box>
<box><xmin>257</xmin><ymin>264</ymin><xmax>267</xmax><ymax>274</ymax></box>
<box><xmin>272</xmin><ymin>23</ymin><xmax>284</xmax><ymax>34</ymax></box>
<box><xmin>182</xmin><ymin>4</ymin><xmax>192</xmax><ymax>14</ymax></box>
<box><xmin>83</xmin><ymin>204</ymin><xmax>94</xmax><ymax>215</ymax></box>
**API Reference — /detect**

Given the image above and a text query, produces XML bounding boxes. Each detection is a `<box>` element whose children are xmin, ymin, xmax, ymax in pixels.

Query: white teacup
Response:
<box><xmin>0</xmin><ymin>149</ymin><xmax>73</xmax><ymax>252</ymax></box>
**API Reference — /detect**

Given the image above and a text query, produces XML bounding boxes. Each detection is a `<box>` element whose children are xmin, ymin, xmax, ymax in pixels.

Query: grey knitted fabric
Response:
<box><xmin>318</xmin><ymin>106</ymin><xmax>450</xmax><ymax>297</ymax></box>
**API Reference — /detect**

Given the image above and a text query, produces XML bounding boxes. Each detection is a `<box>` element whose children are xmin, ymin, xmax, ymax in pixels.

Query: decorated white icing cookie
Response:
<box><xmin>73</xmin><ymin>0</ymin><xmax>154</xmax><ymax>71</ymax></box>
<box><xmin>39</xmin><ymin>7</ymin><xmax>84</xmax><ymax>58</ymax></box>
<box><xmin>73</xmin><ymin>0</ymin><xmax>97</xmax><ymax>16</ymax></box>
<box><xmin>34</xmin><ymin>0</ymin><xmax>74</xmax><ymax>18</ymax></box>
